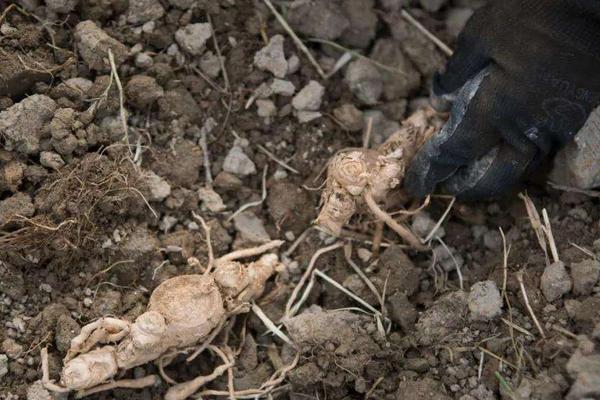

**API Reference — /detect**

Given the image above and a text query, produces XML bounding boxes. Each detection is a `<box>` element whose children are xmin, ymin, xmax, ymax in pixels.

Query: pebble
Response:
<box><xmin>39</xmin><ymin>283</ymin><xmax>52</xmax><ymax>293</ymax></box>
<box><xmin>540</xmin><ymin>261</ymin><xmax>572</xmax><ymax>302</ymax></box>
<box><xmin>0</xmin><ymin>354</ymin><xmax>7</xmax><ymax>378</ymax></box>
<box><xmin>26</xmin><ymin>381</ymin><xmax>52</xmax><ymax>400</ymax></box>
<box><xmin>45</xmin><ymin>0</ymin><xmax>77</xmax><ymax>13</ymax></box>
<box><xmin>292</xmin><ymin>80</ymin><xmax>325</xmax><ymax>111</ymax></box>
<box><xmin>412</xmin><ymin>211</ymin><xmax>445</xmax><ymax>239</ymax></box>
<box><xmin>483</xmin><ymin>229</ymin><xmax>502</xmax><ymax>250</ymax></box>
<box><xmin>197</xmin><ymin>187</ymin><xmax>226</xmax><ymax>212</ymax></box>
<box><xmin>286</xmin><ymin>0</ymin><xmax>349</xmax><ymax>41</ymax></box>
<box><xmin>2</xmin><ymin>338</ymin><xmax>23</xmax><ymax>359</ymax></box>
<box><xmin>570</xmin><ymin>259</ymin><xmax>600</xmax><ymax>296</ymax></box>
<box><xmin>270</xmin><ymin>79</ymin><xmax>296</xmax><ymax>96</ymax></box>
<box><xmin>296</xmin><ymin>110</ymin><xmax>322</xmax><ymax>123</ymax></box>
<box><xmin>126</xmin><ymin>0</ymin><xmax>165</xmax><ymax>24</ymax></box>
<box><xmin>223</xmin><ymin>146</ymin><xmax>257</xmax><ymax>176</ymax></box>
<box><xmin>233</xmin><ymin>211</ymin><xmax>271</xmax><ymax>244</ymax></box>
<box><xmin>199</xmin><ymin>51</ymin><xmax>221</xmax><ymax>78</ymax></box>
<box><xmin>74</xmin><ymin>20</ymin><xmax>129</xmax><ymax>72</ymax></box>
<box><xmin>135</xmin><ymin>52</ymin><xmax>153</xmax><ymax>69</ymax></box>
<box><xmin>333</xmin><ymin>103</ymin><xmax>363</xmax><ymax>132</ymax></box>
<box><xmin>253</xmin><ymin>34</ymin><xmax>288</xmax><ymax>78</ymax></box>
<box><xmin>175</xmin><ymin>23</ymin><xmax>212</xmax><ymax>56</ymax></box>
<box><xmin>287</xmin><ymin>54</ymin><xmax>300</xmax><ymax>75</ymax></box>
<box><xmin>144</xmin><ymin>170</ymin><xmax>171</xmax><ymax>202</ymax></box>
<box><xmin>39</xmin><ymin>152</ymin><xmax>65</xmax><ymax>170</ymax></box>
<box><xmin>83</xmin><ymin>298</ymin><xmax>93</xmax><ymax>307</ymax></box>
<box><xmin>345</xmin><ymin>59</ymin><xmax>382</xmax><ymax>105</ymax></box>
<box><xmin>468</xmin><ymin>280</ymin><xmax>502</xmax><ymax>321</ymax></box>
<box><xmin>256</xmin><ymin>99</ymin><xmax>277</xmax><ymax>118</ymax></box>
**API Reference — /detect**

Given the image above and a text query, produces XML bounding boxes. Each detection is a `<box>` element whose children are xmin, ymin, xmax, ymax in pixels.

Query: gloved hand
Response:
<box><xmin>405</xmin><ymin>0</ymin><xmax>600</xmax><ymax>200</ymax></box>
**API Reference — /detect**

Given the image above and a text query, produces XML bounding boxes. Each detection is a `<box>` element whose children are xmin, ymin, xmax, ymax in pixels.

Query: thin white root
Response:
<box><xmin>186</xmin><ymin>316</ymin><xmax>228</xmax><ymax>362</ymax></box>
<box><xmin>363</xmin><ymin>191</ymin><xmax>425</xmax><ymax>250</ymax></box>
<box><xmin>217</xmin><ymin>240</ymin><xmax>284</xmax><ymax>263</ymax></box>
<box><xmin>41</xmin><ymin>347</ymin><xmax>70</xmax><ymax>393</ymax></box>
<box><xmin>75</xmin><ymin>375</ymin><xmax>159</xmax><ymax>399</ymax></box>
<box><xmin>251</xmin><ymin>303</ymin><xmax>295</xmax><ymax>347</ymax></box>
<box><xmin>165</xmin><ymin>346</ymin><xmax>233</xmax><ymax>400</ymax></box>
<box><xmin>516</xmin><ymin>271</ymin><xmax>546</xmax><ymax>338</ymax></box>
<box><xmin>227</xmin><ymin>165</ymin><xmax>268</xmax><ymax>223</ymax></box>
<box><xmin>192</xmin><ymin>212</ymin><xmax>214</xmax><ymax>274</ymax></box>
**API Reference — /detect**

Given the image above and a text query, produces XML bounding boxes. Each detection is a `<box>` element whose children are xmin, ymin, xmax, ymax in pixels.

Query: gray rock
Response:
<box><xmin>389</xmin><ymin>19</ymin><xmax>446</xmax><ymax>77</ymax></box>
<box><xmin>420</xmin><ymin>0</ymin><xmax>447</xmax><ymax>12</ymax></box>
<box><xmin>550</xmin><ymin>105</ymin><xmax>600</xmax><ymax>189</ymax></box>
<box><xmin>125</xmin><ymin>75</ymin><xmax>164</xmax><ymax>109</ymax></box>
<box><xmin>256</xmin><ymin>99</ymin><xmax>277</xmax><ymax>118</ymax></box>
<box><xmin>287</xmin><ymin>0</ymin><xmax>350</xmax><ymax>41</ymax></box>
<box><xmin>254</xmin><ymin>35</ymin><xmax>288</xmax><ymax>78</ymax></box>
<box><xmin>199</xmin><ymin>51</ymin><xmax>222</xmax><ymax>78</ymax></box>
<box><xmin>287</xmin><ymin>54</ymin><xmax>301</xmax><ymax>75</ymax></box>
<box><xmin>362</xmin><ymin>110</ymin><xmax>400</xmax><ymax>146</ymax></box>
<box><xmin>541</xmin><ymin>261</ymin><xmax>572</xmax><ymax>302</ymax></box>
<box><xmin>135</xmin><ymin>52</ymin><xmax>153</xmax><ymax>69</ymax></box>
<box><xmin>387</xmin><ymin>291</ymin><xmax>417</xmax><ymax>331</ymax></box>
<box><xmin>2</xmin><ymin>338</ymin><xmax>23</xmax><ymax>359</ymax></box>
<box><xmin>126</xmin><ymin>0</ymin><xmax>165</xmax><ymax>24</ymax></box>
<box><xmin>566</xmin><ymin>346</ymin><xmax>600</xmax><ymax>400</ymax></box>
<box><xmin>40</xmin><ymin>151</ymin><xmax>65</xmax><ymax>170</ymax></box>
<box><xmin>144</xmin><ymin>170</ymin><xmax>171</xmax><ymax>202</ymax></box>
<box><xmin>412</xmin><ymin>211</ymin><xmax>445</xmax><ymax>239</ymax></box>
<box><xmin>296</xmin><ymin>110</ymin><xmax>322</xmax><ymax>123</ymax></box>
<box><xmin>571</xmin><ymin>259</ymin><xmax>600</xmax><ymax>296</ymax></box>
<box><xmin>483</xmin><ymin>230</ymin><xmax>502</xmax><ymax>250</ymax></box>
<box><xmin>333</xmin><ymin>103</ymin><xmax>363</xmax><ymax>132</ymax></box>
<box><xmin>340</xmin><ymin>0</ymin><xmax>378</xmax><ymax>49</ymax></box>
<box><xmin>26</xmin><ymin>381</ymin><xmax>52</xmax><ymax>400</ymax></box>
<box><xmin>0</xmin><ymin>95</ymin><xmax>57</xmax><ymax>154</ymax></box>
<box><xmin>446</xmin><ymin>8</ymin><xmax>474</xmax><ymax>38</ymax></box>
<box><xmin>175</xmin><ymin>23</ymin><xmax>212</xmax><ymax>56</ymax></box>
<box><xmin>45</xmin><ymin>0</ymin><xmax>77</xmax><ymax>13</ymax></box>
<box><xmin>197</xmin><ymin>187</ymin><xmax>226</xmax><ymax>212</ymax></box>
<box><xmin>223</xmin><ymin>146</ymin><xmax>257</xmax><ymax>176</ymax></box>
<box><xmin>345</xmin><ymin>59</ymin><xmax>382</xmax><ymax>105</ymax></box>
<box><xmin>167</xmin><ymin>0</ymin><xmax>194</xmax><ymax>8</ymax></box>
<box><xmin>0</xmin><ymin>193</ymin><xmax>34</xmax><ymax>227</ymax></box>
<box><xmin>370</xmin><ymin>38</ymin><xmax>420</xmax><ymax>100</ymax></box>
<box><xmin>74</xmin><ymin>20</ymin><xmax>129</xmax><ymax>71</ymax></box>
<box><xmin>468</xmin><ymin>280</ymin><xmax>502</xmax><ymax>321</ymax></box>
<box><xmin>55</xmin><ymin>314</ymin><xmax>80</xmax><ymax>353</ymax></box>
<box><xmin>292</xmin><ymin>80</ymin><xmax>325</xmax><ymax>111</ymax></box>
<box><xmin>233</xmin><ymin>211</ymin><xmax>271</xmax><ymax>244</ymax></box>
<box><xmin>270</xmin><ymin>79</ymin><xmax>296</xmax><ymax>96</ymax></box>
<box><xmin>416</xmin><ymin>291</ymin><xmax>469</xmax><ymax>345</ymax></box>
<box><xmin>0</xmin><ymin>354</ymin><xmax>7</xmax><ymax>379</ymax></box>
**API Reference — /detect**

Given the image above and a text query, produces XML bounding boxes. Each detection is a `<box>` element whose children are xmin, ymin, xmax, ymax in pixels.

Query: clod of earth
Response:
<box><xmin>42</xmin><ymin>237</ymin><xmax>284</xmax><ymax>399</ymax></box>
<box><xmin>316</xmin><ymin>108</ymin><xmax>444</xmax><ymax>248</ymax></box>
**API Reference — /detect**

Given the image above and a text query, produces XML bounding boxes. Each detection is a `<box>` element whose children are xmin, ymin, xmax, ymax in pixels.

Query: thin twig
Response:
<box><xmin>256</xmin><ymin>144</ymin><xmax>299</xmax><ymax>174</ymax></box>
<box><xmin>251</xmin><ymin>303</ymin><xmax>295</xmax><ymax>347</ymax></box>
<box><xmin>107</xmin><ymin>49</ymin><xmax>130</xmax><ymax>153</ymax></box>
<box><xmin>261</xmin><ymin>0</ymin><xmax>327</xmax><ymax>79</ymax></box>
<box><xmin>314</xmin><ymin>269</ymin><xmax>380</xmax><ymax>316</ymax></box>
<box><xmin>227</xmin><ymin>165</ymin><xmax>269</xmax><ymax>222</ymax></box>
<box><xmin>400</xmin><ymin>10</ymin><xmax>453</xmax><ymax>57</ymax></box>
<box><xmin>436</xmin><ymin>237</ymin><xmax>463</xmax><ymax>290</ymax></box>
<box><xmin>516</xmin><ymin>271</ymin><xmax>545</xmax><ymax>338</ymax></box>
<box><xmin>499</xmin><ymin>227</ymin><xmax>510</xmax><ymax>299</ymax></box>
<box><xmin>423</xmin><ymin>196</ymin><xmax>455</xmax><ymax>243</ymax></box>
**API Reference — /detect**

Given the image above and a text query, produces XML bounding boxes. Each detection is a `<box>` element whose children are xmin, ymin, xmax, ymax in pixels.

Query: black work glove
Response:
<box><xmin>405</xmin><ymin>0</ymin><xmax>600</xmax><ymax>200</ymax></box>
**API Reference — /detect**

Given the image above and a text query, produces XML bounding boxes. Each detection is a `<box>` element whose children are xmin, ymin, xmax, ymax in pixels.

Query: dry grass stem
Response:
<box><xmin>400</xmin><ymin>10</ymin><xmax>453</xmax><ymax>56</ymax></box>
<box><xmin>516</xmin><ymin>271</ymin><xmax>545</xmax><ymax>338</ymax></box>
<box><xmin>251</xmin><ymin>303</ymin><xmax>295</xmax><ymax>347</ymax></box>
<box><xmin>344</xmin><ymin>243</ymin><xmax>385</xmax><ymax>314</ymax></box>
<box><xmin>227</xmin><ymin>166</ymin><xmax>269</xmax><ymax>222</ymax></box>
<box><xmin>422</xmin><ymin>196</ymin><xmax>455</xmax><ymax>243</ymax></box>
<box><xmin>257</xmin><ymin>144</ymin><xmax>300</xmax><ymax>174</ymax></box>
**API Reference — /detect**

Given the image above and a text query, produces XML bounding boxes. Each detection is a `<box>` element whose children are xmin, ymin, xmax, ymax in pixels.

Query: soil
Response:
<box><xmin>1</xmin><ymin>1</ymin><xmax>599</xmax><ymax>400</ymax></box>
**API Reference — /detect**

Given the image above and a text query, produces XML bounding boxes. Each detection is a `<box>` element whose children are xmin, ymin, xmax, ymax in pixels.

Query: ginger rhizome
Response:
<box><xmin>42</xmin><ymin>238</ymin><xmax>284</xmax><ymax>400</ymax></box>
<box><xmin>317</xmin><ymin>108</ymin><xmax>444</xmax><ymax>248</ymax></box>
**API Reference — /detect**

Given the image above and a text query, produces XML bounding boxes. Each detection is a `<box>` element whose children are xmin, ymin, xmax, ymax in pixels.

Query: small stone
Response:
<box><xmin>296</xmin><ymin>110</ymin><xmax>322</xmax><ymax>123</ymax></box>
<box><xmin>233</xmin><ymin>211</ymin><xmax>271</xmax><ymax>244</ymax></box>
<box><xmin>26</xmin><ymin>380</ymin><xmax>52</xmax><ymax>400</ymax></box>
<box><xmin>199</xmin><ymin>51</ymin><xmax>221</xmax><ymax>78</ymax></box>
<box><xmin>126</xmin><ymin>0</ymin><xmax>165</xmax><ymax>24</ymax></box>
<box><xmin>55</xmin><ymin>315</ymin><xmax>80</xmax><ymax>353</ymax></box>
<box><xmin>345</xmin><ymin>58</ymin><xmax>382</xmax><ymax>105</ymax></box>
<box><xmin>2</xmin><ymin>338</ymin><xmax>23</xmax><ymax>359</ymax></box>
<box><xmin>125</xmin><ymin>75</ymin><xmax>164</xmax><ymax>109</ymax></box>
<box><xmin>571</xmin><ymin>259</ymin><xmax>600</xmax><ymax>296</ymax></box>
<box><xmin>388</xmin><ymin>291</ymin><xmax>417</xmax><ymax>331</ymax></box>
<box><xmin>135</xmin><ymin>52</ymin><xmax>153</xmax><ymax>69</ymax></box>
<box><xmin>270</xmin><ymin>79</ymin><xmax>296</xmax><ymax>96</ymax></box>
<box><xmin>340</xmin><ymin>0</ymin><xmax>378</xmax><ymax>49</ymax></box>
<box><xmin>256</xmin><ymin>99</ymin><xmax>277</xmax><ymax>118</ymax></box>
<box><xmin>286</xmin><ymin>0</ymin><xmax>349</xmax><ymax>41</ymax></box>
<box><xmin>74</xmin><ymin>20</ymin><xmax>129</xmax><ymax>72</ymax></box>
<box><xmin>551</xmin><ymin>105</ymin><xmax>600</xmax><ymax>189</ymax></box>
<box><xmin>0</xmin><ymin>354</ymin><xmax>7</xmax><ymax>378</ymax></box>
<box><xmin>167</xmin><ymin>0</ymin><xmax>194</xmax><ymax>8</ymax></box>
<box><xmin>292</xmin><ymin>80</ymin><xmax>325</xmax><ymax>111</ymax></box>
<box><xmin>223</xmin><ymin>146</ymin><xmax>257</xmax><ymax>176</ymax></box>
<box><xmin>483</xmin><ymin>230</ymin><xmax>502</xmax><ymax>250</ymax></box>
<box><xmin>286</xmin><ymin>55</ymin><xmax>300</xmax><ymax>75</ymax></box>
<box><xmin>541</xmin><ymin>261</ymin><xmax>572</xmax><ymax>302</ymax></box>
<box><xmin>198</xmin><ymin>187</ymin><xmax>226</xmax><ymax>212</ymax></box>
<box><xmin>370</xmin><ymin>38</ymin><xmax>421</xmax><ymax>100</ymax></box>
<box><xmin>357</xmin><ymin>248</ymin><xmax>372</xmax><ymax>263</ymax></box>
<box><xmin>175</xmin><ymin>23</ymin><xmax>212</xmax><ymax>56</ymax></box>
<box><xmin>412</xmin><ymin>211</ymin><xmax>445</xmax><ymax>239</ymax></box>
<box><xmin>0</xmin><ymin>192</ymin><xmax>34</xmax><ymax>227</ymax></box>
<box><xmin>0</xmin><ymin>95</ymin><xmax>57</xmax><ymax>154</ymax></box>
<box><xmin>40</xmin><ymin>151</ymin><xmax>65</xmax><ymax>170</ymax></box>
<box><xmin>254</xmin><ymin>35</ymin><xmax>288</xmax><ymax>78</ymax></box>
<box><xmin>144</xmin><ymin>170</ymin><xmax>171</xmax><ymax>201</ymax></box>
<box><xmin>45</xmin><ymin>0</ymin><xmax>77</xmax><ymax>13</ymax></box>
<box><xmin>468</xmin><ymin>280</ymin><xmax>502</xmax><ymax>321</ymax></box>
<box><xmin>333</xmin><ymin>104</ymin><xmax>363</xmax><ymax>132</ymax></box>
<box><xmin>39</xmin><ymin>283</ymin><xmax>52</xmax><ymax>293</ymax></box>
